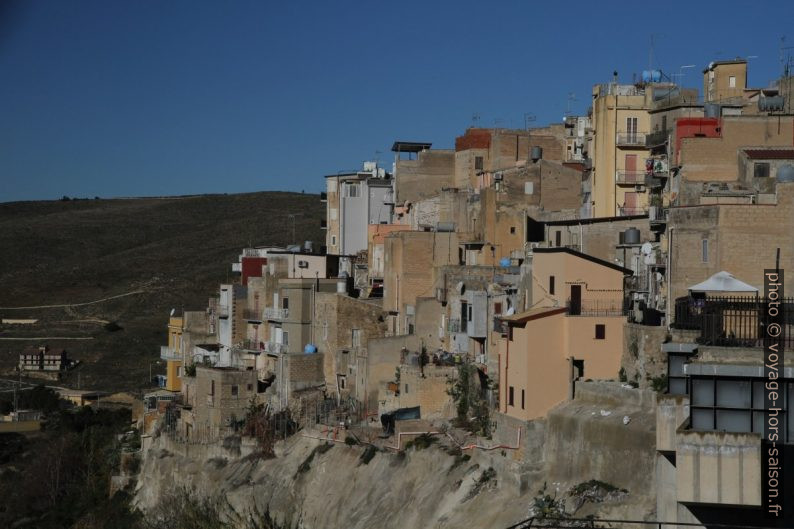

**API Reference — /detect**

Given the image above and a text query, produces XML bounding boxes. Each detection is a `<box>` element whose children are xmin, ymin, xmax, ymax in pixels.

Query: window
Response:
<box><xmin>595</xmin><ymin>324</ymin><xmax>606</xmax><ymax>339</ymax></box>
<box><xmin>331</xmin><ymin>235</ymin><xmax>337</xmax><ymax>246</ymax></box>
<box><xmin>508</xmin><ymin>386</ymin><xmax>515</xmax><ymax>406</ymax></box>
<box><xmin>231</xmin><ymin>385</ymin><xmax>239</xmax><ymax>397</ymax></box>
<box><xmin>210</xmin><ymin>380</ymin><xmax>215</xmax><ymax>396</ymax></box>
<box><xmin>352</xmin><ymin>329</ymin><xmax>361</xmax><ymax>348</ymax></box>
<box><xmin>510</xmin><ymin>226</ymin><xmax>516</xmax><ymax>234</ymax></box>
<box><xmin>339</xmin><ymin>376</ymin><xmax>346</xmax><ymax>390</ymax></box>
<box><xmin>729</xmin><ymin>75</ymin><xmax>736</xmax><ymax>88</ymax></box>
<box><xmin>555</xmin><ymin>231</ymin><xmax>561</xmax><ymax>247</ymax></box>
<box><xmin>404</xmin><ymin>383</ymin><xmax>409</xmax><ymax>394</ymax></box>
<box><xmin>247</xmin><ymin>384</ymin><xmax>253</xmax><ymax>391</ymax></box>
<box><xmin>521</xmin><ymin>389</ymin><xmax>525</xmax><ymax>410</ymax></box>
<box><xmin>702</xmin><ymin>239</ymin><xmax>709</xmax><ymax>263</ymax></box>
<box><xmin>494</xmin><ymin>302</ymin><xmax>503</xmax><ymax>315</ymax></box>
<box><xmin>475</xmin><ymin>156</ymin><xmax>483</xmax><ymax>171</ymax></box>
<box><xmin>282</xmin><ymin>331</ymin><xmax>289</xmax><ymax>346</ymax></box>
<box><xmin>549</xmin><ymin>276</ymin><xmax>555</xmax><ymax>295</ymax></box>
<box><xmin>346</xmin><ymin>183</ymin><xmax>360</xmax><ymax>198</ymax></box>
<box><xmin>282</xmin><ymin>297</ymin><xmax>289</xmax><ymax>310</ymax></box>
<box><xmin>754</xmin><ymin>162</ymin><xmax>770</xmax><ymax>178</ymax></box>
<box><xmin>626</xmin><ymin>116</ymin><xmax>638</xmax><ymax>142</ymax></box>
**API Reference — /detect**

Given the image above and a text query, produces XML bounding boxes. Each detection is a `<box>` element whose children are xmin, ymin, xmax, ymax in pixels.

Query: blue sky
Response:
<box><xmin>2</xmin><ymin>0</ymin><xmax>794</xmax><ymax>202</ymax></box>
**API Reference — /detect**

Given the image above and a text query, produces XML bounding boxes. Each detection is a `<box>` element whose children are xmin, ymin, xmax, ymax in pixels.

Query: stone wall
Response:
<box><xmin>622</xmin><ymin>322</ymin><xmax>669</xmax><ymax>389</ymax></box>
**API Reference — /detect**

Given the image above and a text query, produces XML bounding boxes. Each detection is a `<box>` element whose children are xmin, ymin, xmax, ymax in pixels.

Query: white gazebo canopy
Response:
<box><xmin>688</xmin><ymin>271</ymin><xmax>758</xmax><ymax>293</ymax></box>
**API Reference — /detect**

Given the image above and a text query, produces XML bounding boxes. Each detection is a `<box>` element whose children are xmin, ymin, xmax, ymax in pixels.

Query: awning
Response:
<box><xmin>688</xmin><ymin>271</ymin><xmax>757</xmax><ymax>293</ymax></box>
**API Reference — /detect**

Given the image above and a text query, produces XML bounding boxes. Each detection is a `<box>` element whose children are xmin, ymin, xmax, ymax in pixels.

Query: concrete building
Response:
<box><xmin>496</xmin><ymin>248</ymin><xmax>631</xmax><ymax>420</ymax></box>
<box><xmin>324</xmin><ymin>161</ymin><xmax>393</xmax><ymax>255</ymax></box>
<box><xmin>18</xmin><ymin>345</ymin><xmax>73</xmax><ymax>375</ymax></box>
<box><xmin>703</xmin><ymin>59</ymin><xmax>747</xmax><ymax>104</ymax></box>
<box><xmin>392</xmin><ymin>142</ymin><xmax>455</xmax><ymax>205</ymax></box>
<box><xmin>382</xmin><ymin>230</ymin><xmax>460</xmax><ymax>335</ymax></box>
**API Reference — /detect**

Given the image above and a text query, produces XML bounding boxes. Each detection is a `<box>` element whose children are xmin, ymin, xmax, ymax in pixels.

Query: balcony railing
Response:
<box><xmin>645</xmin><ymin>129</ymin><xmax>670</xmax><ymax>148</ymax></box>
<box><xmin>243</xmin><ymin>308</ymin><xmax>264</xmax><ymax>322</ymax></box>
<box><xmin>566</xmin><ymin>299</ymin><xmax>627</xmax><ymax>317</ymax></box>
<box><xmin>615</xmin><ymin>170</ymin><xmax>645</xmax><ymax>185</ymax></box>
<box><xmin>264</xmin><ymin>307</ymin><xmax>289</xmax><ymax>320</ymax></box>
<box><xmin>619</xmin><ymin>207</ymin><xmax>647</xmax><ymax>217</ymax></box>
<box><xmin>263</xmin><ymin>341</ymin><xmax>286</xmax><ymax>354</ymax></box>
<box><xmin>160</xmin><ymin>346</ymin><xmax>182</xmax><ymax>361</ymax></box>
<box><xmin>672</xmin><ymin>295</ymin><xmax>794</xmax><ymax>350</ymax></box>
<box><xmin>616</xmin><ymin>132</ymin><xmax>647</xmax><ymax>147</ymax></box>
<box><xmin>447</xmin><ymin>318</ymin><xmax>462</xmax><ymax>333</ymax></box>
<box><xmin>239</xmin><ymin>339</ymin><xmax>266</xmax><ymax>353</ymax></box>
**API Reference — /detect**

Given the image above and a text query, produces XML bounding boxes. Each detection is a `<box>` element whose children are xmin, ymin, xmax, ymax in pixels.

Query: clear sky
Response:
<box><xmin>2</xmin><ymin>0</ymin><xmax>794</xmax><ymax>202</ymax></box>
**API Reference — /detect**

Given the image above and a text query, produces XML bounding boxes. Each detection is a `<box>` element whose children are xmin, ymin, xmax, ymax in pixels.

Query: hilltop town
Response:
<box><xmin>4</xmin><ymin>59</ymin><xmax>794</xmax><ymax>527</ymax></box>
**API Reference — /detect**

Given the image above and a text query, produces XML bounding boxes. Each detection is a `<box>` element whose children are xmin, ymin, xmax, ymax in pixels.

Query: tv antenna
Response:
<box><xmin>523</xmin><ymin>113</ymin><xmax>536</xmax><ymax>130</ymax></box>
<box><xmin>564</xmin><ymin>93</ymin><xmax>577</xmax><ymax>117</ymax></box>
<box><xmin>471</xmin><ymin>113</ymin><xmax>481</xmax><ymax>126</ymax></box>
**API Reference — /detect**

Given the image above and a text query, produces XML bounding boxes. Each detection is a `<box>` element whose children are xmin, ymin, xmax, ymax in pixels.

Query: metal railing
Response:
<box><xmin>566</xmin><ymin>298</ymin><xmax>627</xmax><ymax>317</ymax></box>
<box><xmin>672</xmin><ymin>295</ymin><xmax>794</xmax><ymax>350</ymax></box>
<box><xmin>160</xmin><ymin>346</ymin><xmax>181</xmax><ymax>361</ymax></box>
<box><xmin>507</xmin><ymin>516</ymin><xmax>785</xmax><ymax>529</ymax></box>
<box><xmin>447</xmin><ymin>318</ymin><xmax>462</xmax><ymax>333</ymax></box>
<box><xmin>239</xmin><ymin>339</ymin><xmax>266</xmax><ymax>353</ymax></box>
<box><xmin>263</xmin><ymin>341</ymin><xmax>286</xmax><ymax>354</ymax></box>
<box><xmin>645</xmin><ymin>129</ymin><xmax>670</xmax><ymax>147</ymax></box>
<box><xmin>615</xmin><ymin>170</ymin><xmax>645</xmax><ymax>185</ymax></box>
<box><xmin>264</xmin><ymin>307</ymin><xmax>289</xmax><ymax>320</ymax></box>
<box><xmin>616</xmin><ymin>132</ymin><xmax>647</xmax><ymax>146</ymax></box>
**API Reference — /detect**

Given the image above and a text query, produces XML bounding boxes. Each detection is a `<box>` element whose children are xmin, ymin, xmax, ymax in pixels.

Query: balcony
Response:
<box><xmin>672</xmin><ymin>295</ymin><xmax>794</xmax><ymax>350</ymax></box>
<box><xmin>616</xmin><ymin>132</ymin><xmax>647</xmax><ymax>147</ymax></box>
<box><xmin>243</xmin><ymin>308</ymin><xmax>264</xmax><ymax>322</ymax></box>
<box><xmin>160</xmin><ymin>346</ymin><xmax>182</xmax><ymax>361</ymax></box>
<box><xmin>263</xmin><ymin>341</ymin><xmax>286</xmax><ymax>354</ymax></box>
<box><xmin>648</xmin><ymin>206</ymin><xmax>668</xmax><ymax>224</ymax></box>
<box><xmin>566</xmin><ymin>298</ymin><xmax>627</xmax><ymax>317</ymax></box>
<box><xmin>615</xmin><ymin>170</ymin><xmax>645</xmax><ymax>185</ymax></box>
<box><xmin>618</xmin><ymin>206</ymin><xmax>647</xmax><ymax>217</ymax></box>
<box><xmin>239</xmin><ymin>339</ymin><xmax>266</xmax><ymax>353</ymax></box>
<box><xmin>645</xmin><ymin>129</ymin><xmax>670</xmax><ymax>148</ymax></box>
<box><xmin>264</xmin><ymin>307</ymin><xmax>289</xmax><ymax>321</ymax></box>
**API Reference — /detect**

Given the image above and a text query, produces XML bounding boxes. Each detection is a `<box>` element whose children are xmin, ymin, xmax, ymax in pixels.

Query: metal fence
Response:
<box><xmin>672</xmin><ymin>295</ymin><xmax>794</xmax><ymax>350</ymax></box>
<box><xmin>507</xmin><ymin>517</ymin><xmax>785</xmax><ymax>529</ymax></box>
<box><xmin>566</xmin><ymin>298</ymin><xmax>627</xmax><ymax>317</ymax></box>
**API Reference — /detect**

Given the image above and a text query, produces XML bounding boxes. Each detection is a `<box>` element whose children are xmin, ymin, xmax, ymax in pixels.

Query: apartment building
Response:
<box><xmin>496</xmin><ymin>248</ymin><xmax>631</xmax><ymax>420</ymax></box>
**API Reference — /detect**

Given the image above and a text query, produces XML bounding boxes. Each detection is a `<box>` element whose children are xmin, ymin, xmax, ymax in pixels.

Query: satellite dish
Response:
<box><xmin>641</xmin><ymin>242</ymin><xmax>653</xmax><ymax>256</ymax></box>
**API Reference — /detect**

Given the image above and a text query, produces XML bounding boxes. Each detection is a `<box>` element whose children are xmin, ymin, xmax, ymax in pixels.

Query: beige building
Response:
<box><xmin>496</xmin><ymin>248</ymin><xmax>630</xmax><ymax>420</ymax></box>
<box><xmin>392</xmin><ymin>142</ymin><xmax>455</xmax><ymax>205</ymax></box>
<box><xmin>703</xmin><ymin>59</ymin><xmax>747</xmax><ymax>104</ymax></box>
<box><xmin>383</xmin><ymin>230</ymin><xmax>459</xmax><ymax>335</ymax></box>
<box><xmin>589</xmin><ymin>81</ymin><xmax>681</xmax><ymax>218</ymax></box>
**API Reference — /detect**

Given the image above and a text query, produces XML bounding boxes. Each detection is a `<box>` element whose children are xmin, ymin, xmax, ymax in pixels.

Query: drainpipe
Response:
<box><xmin>666</xmin><ymin>227</ymin><xmax>674</xmax><ymax>327</ymax></box>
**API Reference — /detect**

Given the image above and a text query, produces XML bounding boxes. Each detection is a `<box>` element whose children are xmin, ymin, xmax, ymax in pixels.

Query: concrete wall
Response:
<box><xmin>398</xmin><ymin>364</ymin><xmax>456</xmax><ymax>419</ymax></box>
<box><xmin>543</xmin><ymin>217</ymin><xmax>653</xmax><ymax>264</ymax></box>
<box><xmin>622</xmin><ymin>323</ymin><xmax>669</xmax><ymax>389</ymax></box>
<box><xmin>395</xmin><ymin>150</ymin><xmax>455</xmax><ymax>205</ymax></box>
<box><xmin>192</xmin><ymin>366</ymin><xmax>257</xmax><ymax>434</ymax></box>
<box><xmin>364</xmin><ymin>334</ymin><xmax>421</xmax><ymax>414</ymax></box>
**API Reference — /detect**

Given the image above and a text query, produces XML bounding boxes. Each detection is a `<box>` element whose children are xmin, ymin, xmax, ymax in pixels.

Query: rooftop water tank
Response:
<box><xmin>777</xmin><ymin>164</ymin><xmax>794</xmax><ymax>183</ymax></box>
<box><xmin>304</xmin><ymin>344</ymin><xmax>317</xmax><ymax>354</ymax></box>
<box><xmin>624</xmin><ymin>228</ymin><xmax>641</xmax><ymax>245</ymax></box>
<box><xmin>530</xmin><ymin>146</ymin><xmax>543</xmax><ymax>162</ymax></box>
<box><xmin>759</xmin><ymin>96</ymin><xmax>785</xmax><ymax>112</ymax></box>
<box><xmin>499</xmin><ymin>257</ymin><xmax>511</xmax><ymax>268</ymax></box>
<box><xmin>704</xmin><ymin>103</ymin><xmax>721</xmax><ymax>118</ymax></box>
<box><xmin>642</xmin><ymin>70</ymin><xmax>662</xmax><ymax>83</ymax></box>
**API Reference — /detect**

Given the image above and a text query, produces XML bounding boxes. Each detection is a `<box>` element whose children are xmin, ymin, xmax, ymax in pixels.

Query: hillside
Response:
<box><xmin>0</xmin><ymin>192</ymin><xmax>323</xmax><ymax>393</ymax></box>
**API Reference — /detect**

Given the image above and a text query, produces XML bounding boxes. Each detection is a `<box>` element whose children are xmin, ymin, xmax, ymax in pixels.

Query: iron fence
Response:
<box><xmin>507</xmin><ymin>516</ymin><xmax>785</xmax><ymax>529</ymax></box>
<box><xmin>672</xmin><ymin>295</ymin><xmax>794</xmax><ymax>350</ymax></box>
<box><xmin>566</xmin><ymin>298</ymin><xmax>627</xmax><ymax>317</ymax></box>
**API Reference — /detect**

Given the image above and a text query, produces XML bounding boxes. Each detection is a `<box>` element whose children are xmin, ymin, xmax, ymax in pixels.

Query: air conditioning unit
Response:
<box><xmin>493</xmin><ymin>172</ymin><xmax>503</xmax><ymax>181</ymax></box>
<box><xmin>298</xmin><ymin>260</ymin><xmax>309</xmax><ymax>269</ymax></box>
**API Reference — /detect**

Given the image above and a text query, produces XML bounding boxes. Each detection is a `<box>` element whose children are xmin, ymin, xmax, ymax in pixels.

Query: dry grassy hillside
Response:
<box><xmin>0</xmin><ymin>192</ymin><xmax>323</xmax><ymax>392</ymax></box>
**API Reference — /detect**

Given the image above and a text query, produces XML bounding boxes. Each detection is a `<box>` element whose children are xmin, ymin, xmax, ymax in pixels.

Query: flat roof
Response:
<box><xmin>543</xmin><ymin>214</ymin><xmax>648</xmax><ymax>226</ymax></box>
<box><xmin>743</xmin><ymin>148</ymin><xmax>794</xmax><ymax>160</ymax></box>
<box><xmin>391</xmin><ymin>141</ymin><xmax>432</xmax><ymax>153</ymax></box>
<box><xmin>533</xmin><ymin>247</ymin><xmax>634</xmax><ymax>275</ymax></box>
<box><xmin>501</xmin><ymin>307</ymin><xmax>567</xmax><ymax>325</ymax></box>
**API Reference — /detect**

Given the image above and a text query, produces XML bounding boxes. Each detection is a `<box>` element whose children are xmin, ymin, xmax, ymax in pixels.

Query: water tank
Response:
<box><xmin>304</xmin><ymin>344</ymin><xmax>317</xmax><ymax>354</ymax></box>
<box><xmin>337</xmin><ymin>279</ymin><xmax>347</xmax><ymax>294</ymax></box>
<box><xmin>759</xmin><ymin>96</ymin><xmax>785</xmax><ymax>112</ymax></box>
<box><xmin>624</xmin><ymin>228</ymin><xmax>641</xmax><ymax>245</ymax></box>
<box><xmin>530</xmin><ymin>146</ymin><xmax>543</xmax><ymax>162</ymax></box>
<box><xmin>499</xmin><ymin>257</ymin><xmax>511</xmax><ymax>268</ymax></box>
<box><xmin>704</xmin><ymin>103</ymin><xmax>721</xmax><ymax>118</ymax></box>
<box><xmin>642</xmin><ymin>70</ymin><xmax>662</xmax><ymax>83</ymax></box>
<box><xmin>777</xmin><ymin>164</ymin><xmax>794</xmax><ymax>183</ymax></box>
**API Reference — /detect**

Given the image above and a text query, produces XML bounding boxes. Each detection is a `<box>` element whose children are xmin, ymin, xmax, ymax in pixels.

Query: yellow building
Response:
<box><xmin>496</xmin><ymin>248</ymin><xmax>631</xmax><ymax>420</ymax></box>
<box><xmin>161</xmin><ymin>314</ymin><xmax>184</xmax><ymax>392</ymax></box>
<box><xmin>590</xmin><ymin>81</ymin><xmax>672</xmax><ymax>217</ymax></box>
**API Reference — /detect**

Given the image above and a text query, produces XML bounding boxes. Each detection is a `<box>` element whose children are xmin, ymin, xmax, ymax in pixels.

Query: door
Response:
<box><xmin>624</xmin><ymin>154</ymin><xmax>637</xmax><ymax>183</ymax></box>
<box><xmin>626</xmin><ymin>117</ymin><xmax>638</xmax><ymax>143</ymax></box>
<box><xmin>623</xmin><ymin>192</ymin><xmax>640</xmax><ymax>215</ymax></box>
<box><xmin>570</xmin><ymin>285</ymin><xmax>582</xmax><ymax>315</ymax></box>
